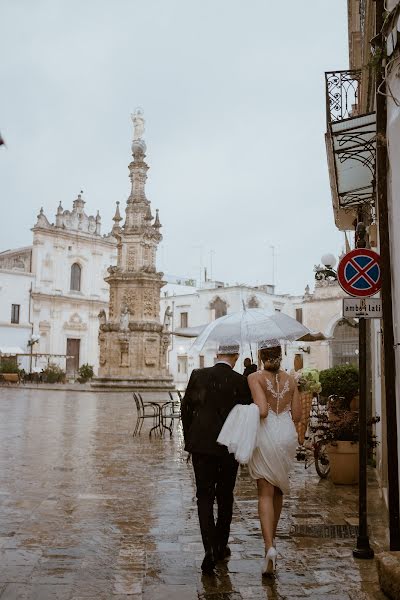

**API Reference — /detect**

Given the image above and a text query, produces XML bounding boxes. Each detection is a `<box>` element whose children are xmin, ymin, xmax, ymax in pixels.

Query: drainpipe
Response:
<box><xmin>375</xmin><ymin>0</ymin><xmax>400</xmax><ymax>551</ymax></box>
<box><xmin>28</xmin><ymin>283</ymin><xmax>34</xmax><ymax>373</ymax></box>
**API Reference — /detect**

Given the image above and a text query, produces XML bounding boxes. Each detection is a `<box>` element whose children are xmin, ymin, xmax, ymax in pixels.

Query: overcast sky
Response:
<box><xmin>0</xmin><ymin>0</ymin><xmax>348</xmax><ymax>295</ymax></box>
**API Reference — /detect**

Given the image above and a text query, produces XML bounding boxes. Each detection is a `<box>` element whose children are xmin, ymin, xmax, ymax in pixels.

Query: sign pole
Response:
<box><xmin>337</xmin><ymin>245</ymin><xmax>381</xmax><ymax>560</ymax></box>
<box><xmin>353</xmin><ymin>316</ymin><xmax>374</xmax><ymax>559</ymax></box>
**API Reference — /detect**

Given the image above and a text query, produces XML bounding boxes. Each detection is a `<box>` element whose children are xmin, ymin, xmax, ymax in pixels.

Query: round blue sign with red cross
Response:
<box><xmin>338</xmin><ymin>249</ymin><xmax>381</xmax><ymax>297</ymax></box>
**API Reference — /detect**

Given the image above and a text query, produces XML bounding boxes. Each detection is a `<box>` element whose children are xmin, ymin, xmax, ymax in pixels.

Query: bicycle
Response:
<box><xmin>296</xmin><ymin>395</ymin><xmax>330</xmax><ymax>479</ymax></box>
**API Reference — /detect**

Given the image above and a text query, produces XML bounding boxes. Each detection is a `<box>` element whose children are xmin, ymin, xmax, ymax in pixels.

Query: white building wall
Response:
<box><xmin>0</xmin><ymin>269</ymin><xmax>34</xmax><ymax>370</ymax></box>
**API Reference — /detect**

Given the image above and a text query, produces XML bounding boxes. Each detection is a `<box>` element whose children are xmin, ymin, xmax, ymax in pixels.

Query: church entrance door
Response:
<box><xmin>66</xmin><ymin>338</ymin><xmax>80</xmax><ymax>375</ymax></box>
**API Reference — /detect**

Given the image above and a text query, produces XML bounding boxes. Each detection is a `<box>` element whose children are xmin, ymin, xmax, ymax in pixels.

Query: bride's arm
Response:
<box><xmin>248</xmin><ymin>373</ymin><xmax>268</xmax><ymax>418</ymax></box>
<box><xmin>291</xmin><ymin>379</ymin><xmax>301</xmax><ymax>423</ymax></box>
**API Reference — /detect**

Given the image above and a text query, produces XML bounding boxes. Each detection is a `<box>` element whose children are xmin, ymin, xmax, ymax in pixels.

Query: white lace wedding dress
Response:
<box><xmin>248</xmin><ymin>371</ymin><xmax>298</xmax><ymax>494</ymax></box>
<box><xmin>217</xmin><ymin>370</ymin><xmax>298</xmax><ymax>494</ymax></box>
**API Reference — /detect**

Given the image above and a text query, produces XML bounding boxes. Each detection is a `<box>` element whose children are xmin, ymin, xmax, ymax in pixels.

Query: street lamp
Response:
<box><xmin>28</xmin><ymin>334</ymin><xmax>40</xmax><ymax>373</ymax></box>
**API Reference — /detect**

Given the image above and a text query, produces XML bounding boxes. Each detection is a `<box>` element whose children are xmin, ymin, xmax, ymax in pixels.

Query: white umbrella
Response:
<box><xmin>190</xmin><ymin>308</ymin><xmax>311</xmax><ymax>353</ymax></box>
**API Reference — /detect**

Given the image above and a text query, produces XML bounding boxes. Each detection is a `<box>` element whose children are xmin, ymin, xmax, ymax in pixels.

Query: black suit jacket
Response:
<box><xmin>181</xmin><ymin>363</ymin><xmax>252</xmax><ymax>456</ymax></box>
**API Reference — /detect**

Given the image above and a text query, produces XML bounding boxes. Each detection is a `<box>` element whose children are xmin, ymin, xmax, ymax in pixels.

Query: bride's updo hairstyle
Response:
<box><xmin>259</xmin><ymin>344</ymin><xmax>282</xmax><ymax>372</ymax></box>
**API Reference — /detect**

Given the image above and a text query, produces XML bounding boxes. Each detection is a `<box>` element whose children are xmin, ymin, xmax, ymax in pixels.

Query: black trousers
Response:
<box><xmin>191</xmin><ymin>452</ymin><xmax>239</xmax><ymax>553</ymax></box>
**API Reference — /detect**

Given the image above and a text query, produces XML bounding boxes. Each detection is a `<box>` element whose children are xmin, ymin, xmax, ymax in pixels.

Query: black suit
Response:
<box><xmin>181</xmin><ymin>363</ymin><xmax>252</xmax><ymax>554</ymax></box>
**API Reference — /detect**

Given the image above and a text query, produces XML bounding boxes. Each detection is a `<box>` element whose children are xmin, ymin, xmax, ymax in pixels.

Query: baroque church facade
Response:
<box><xmin>0</xmin><ymin>194</ymin><xmax>117</xmax><ymax>374</ymax></box>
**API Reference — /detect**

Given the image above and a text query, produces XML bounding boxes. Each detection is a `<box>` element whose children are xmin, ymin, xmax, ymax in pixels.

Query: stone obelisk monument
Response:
<box><xmin>93</xmin><ymin>110</ymin><xmax>173</xmax><ymax>389</ymax></box>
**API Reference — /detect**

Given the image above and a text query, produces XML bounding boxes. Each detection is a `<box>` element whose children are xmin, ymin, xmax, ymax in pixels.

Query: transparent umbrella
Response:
<box><xmin>190</xmin><ymin>308</ymin><xmax>311</xmax><ymax>353</ymax></box>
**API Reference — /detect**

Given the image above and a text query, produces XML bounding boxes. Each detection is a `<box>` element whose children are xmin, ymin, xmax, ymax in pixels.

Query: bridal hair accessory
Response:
<box><xmin>258</xmin><ymin>341</ymin><xmax>282</xmax><ymax>371</ymax></box>
<box><xmin>257</xmin><ymin>339</ymin><xmax>281</xmax><ymax>351</ymax></box>
<box><xmin>217</xmin><ymin>343</ymin><xmax>240</xmax><ymax>355</ymax></box>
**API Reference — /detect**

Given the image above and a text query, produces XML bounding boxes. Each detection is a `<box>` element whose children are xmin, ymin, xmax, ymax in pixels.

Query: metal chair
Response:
<box><xmin>132</xmin><ymin>392</ymin><xmax>161</xmax><ymax>437</ymax></box>
<box><xmin>160</xmin><ymin>390</ymin><xmax>182</xmax><ymax>436</ymax></box>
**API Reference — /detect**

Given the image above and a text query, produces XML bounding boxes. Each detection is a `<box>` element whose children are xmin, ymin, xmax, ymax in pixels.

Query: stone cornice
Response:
<box><xmin>100</xmin><ymin>321</ymin><xmax>163</xmax><ymax>333</ymax></box>
<box><xmin>0</xmin><ymin>268</ymin><xmax>34</xmax><ymax>278</ymax></box>
<box><xmin>0</xmin><ymin>321</ymin><xmax>31</xmax><ymax>329</ymax></box>
<box><xmin>32</xmin><ymin>227</ymin><xmax>117</xmax><ymax>248</ymax></box>
<box><xmin>105</xmin><ymin>271</ymin><xmax>165</xmax><ymax>285</ymax></box>
<box><xmin>31</xmin><ymin>291</ymin><xmax>108</xmax><ymax>306</ymax></box>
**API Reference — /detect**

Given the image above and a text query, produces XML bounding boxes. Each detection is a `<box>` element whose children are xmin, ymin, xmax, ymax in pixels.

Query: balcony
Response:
<box><xmin>325</xmin><ymin>70</ymin><xmax>361</xmax><ymax>123</ymax></box>
<box><xmin>325</xmin><ymin>70</ymin><xmax>376</xmax><ymax>230</ymax></box>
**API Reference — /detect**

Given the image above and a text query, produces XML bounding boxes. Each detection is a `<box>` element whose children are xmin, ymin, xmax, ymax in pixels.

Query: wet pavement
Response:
<box><xmin>0</xmin><ymin>389</ymin><xmax>389</xmax><ymax>599</ymax></box>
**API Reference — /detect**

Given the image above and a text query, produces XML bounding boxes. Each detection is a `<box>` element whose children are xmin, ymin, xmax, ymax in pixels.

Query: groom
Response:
<box><xmin>181</xmin><ymin>344</ymin><xmax>252</xmax><ymax>573</ymax></box>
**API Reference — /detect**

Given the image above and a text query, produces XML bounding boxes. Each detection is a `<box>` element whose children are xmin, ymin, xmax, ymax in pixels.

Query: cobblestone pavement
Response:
<box><xmin>0</xmin><ymin>390</ymin><xmax>389</xmax><ymax>599</ymax></box>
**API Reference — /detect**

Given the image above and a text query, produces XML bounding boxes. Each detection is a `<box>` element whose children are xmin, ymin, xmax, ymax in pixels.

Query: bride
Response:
<box><xmin>247</xmin><ymin>343</ymin><xmax>301</xmax><ymax>575</ymax></box>
<box><xmin>218</xmin><ymin>342</ymin><xmax>301</xmax><ymax>576</ymax></box>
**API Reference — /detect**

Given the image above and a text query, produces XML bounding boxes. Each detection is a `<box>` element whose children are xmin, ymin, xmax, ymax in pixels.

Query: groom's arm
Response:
<box><xmin>236</xmin><ymin>375</ymin><xmax>253</xmax><ymax>405</ymax></box>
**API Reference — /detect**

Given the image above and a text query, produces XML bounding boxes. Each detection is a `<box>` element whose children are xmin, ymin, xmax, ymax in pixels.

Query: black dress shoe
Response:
<box><xmin>201</xmin><ymin>550</ymin><xmax>216</xmax><ymax>573</ymax></box>
<box><xmin>215</xmin><ymin>545</ymin><xmax>231</xmax><ymax>562</ymax></box>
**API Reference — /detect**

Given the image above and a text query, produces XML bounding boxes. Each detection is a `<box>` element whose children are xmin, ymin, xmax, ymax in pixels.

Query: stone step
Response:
<box><xmin>376</xmin><ymin>552</ymin><xmax>400</xmax><ymax>599</ymax></box>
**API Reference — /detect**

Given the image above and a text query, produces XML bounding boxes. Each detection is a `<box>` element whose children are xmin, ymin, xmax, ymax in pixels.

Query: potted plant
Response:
<box><xmin>319</xmin><ymin>364</ymin><xmax>359</xmax><ymax>410</ymax></box>
<box><xmin>42</xmin><ymin>363</ymin><xmax>66</xmax><ymax>384</ymax></box>
<box><xmin>319</xmin><ymin>364</ymin><xmax>360</xmax><ymax>484</ymax></box>
<box><xmin>0</xmin><ymin>359</ymin><xmax>21</xmax><ymax>383</ymax></box>
<box><xmin>77</xmin><ymin>363</ymin><xmax>94</xmax><ymax>383</ymax></box>
<box><xmin>310</xmin><ymin>395</ymin><xmax>380</xmax><ymax>485</ymax></box>
<box><xmin>296</xmin><ymin>368</ymin><xmax>322</xmax><ymax>444</ymax></box>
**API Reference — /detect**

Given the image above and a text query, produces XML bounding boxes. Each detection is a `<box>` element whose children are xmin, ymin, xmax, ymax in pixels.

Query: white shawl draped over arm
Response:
<box><xmin>217</xmin><ymin>403</ymin><xmax>259</xmax><ymax>464</ymax></box>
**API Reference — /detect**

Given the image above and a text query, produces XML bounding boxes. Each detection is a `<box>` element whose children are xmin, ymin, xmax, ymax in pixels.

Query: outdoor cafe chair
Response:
<box><xmin>132</xmin><ymin>392</ymin><xmax>162</xmax><ymax>437</ymax></box>
<box><xmin>160</xmin><ymin>390</ymin><xmax>182</xmax><ymax>436</ymax></box>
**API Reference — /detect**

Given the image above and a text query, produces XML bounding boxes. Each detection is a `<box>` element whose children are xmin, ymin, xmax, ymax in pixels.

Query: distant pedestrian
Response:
<box><xmin>243</xmin><ymin>357</ymin><xmax>257</xmax><ymax>377</ymax></box>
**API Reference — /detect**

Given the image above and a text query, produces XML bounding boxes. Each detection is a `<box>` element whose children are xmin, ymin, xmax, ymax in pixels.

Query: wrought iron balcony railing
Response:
<box><xmin>325</xmin><ymin>70</ymin><xmax>362</xmax><ymax>124</ymax></box>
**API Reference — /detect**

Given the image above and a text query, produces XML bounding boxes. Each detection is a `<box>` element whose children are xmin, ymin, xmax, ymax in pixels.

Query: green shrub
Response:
<box><xmin>42</xmin><ymin>363</ymin><xmax>66</xmax><ymax>383</ymax></box>
<box><xmin>78</xmin><ymin>363</ymin><xmax>94</xmax><ymax>380</ymax></box>
<box><xmin>319</xmin><ymin>364</ymin><xmax>359</xmax><ymax>408</ymax></box>
<box><xmin>0</xmin><ymin>360</ymin><xmax>20</xmax><ymax>374</ymax></box>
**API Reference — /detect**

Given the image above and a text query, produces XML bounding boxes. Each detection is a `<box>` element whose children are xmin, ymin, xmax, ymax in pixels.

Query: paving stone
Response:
<box><xmin>0</xmin><ymin>389</ymin><xmax>390</xmax><ymax>598</ymax></box>
<box><xmin>143</xmin><ymin>583</ymin><xmax>197</xmax><ymax>599</ymax></box>
<box><xmin>0</xmin><ymin>584</ymin><xmax>73</xmax><ymax>600</ymax></box>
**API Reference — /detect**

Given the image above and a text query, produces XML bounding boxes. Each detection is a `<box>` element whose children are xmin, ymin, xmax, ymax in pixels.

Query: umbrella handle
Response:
<box><xmin>250</xmin><ymin>344</ymin><xmax>254</xmax><ymax>363</ymax></box>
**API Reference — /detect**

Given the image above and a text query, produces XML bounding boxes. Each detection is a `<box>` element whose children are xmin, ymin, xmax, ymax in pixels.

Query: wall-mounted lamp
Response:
<box><xmin>299</xmin><ymin>345</ymin><xmax>311</xmax><ymax>354</ymax></box>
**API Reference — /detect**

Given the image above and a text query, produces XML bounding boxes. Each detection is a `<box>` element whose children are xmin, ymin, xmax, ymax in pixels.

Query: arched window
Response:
<box><xmin>209</xmin><ymin>296</ymin><xmax>227</xmax><ymax>320</ymax></box>
<box><xmin>247</xmin><ymin>295</ymin><xmax>260</xmax><ymax>308</ymax></box>
<box><xmin>331</xmin><ymin>319</ymin><xmax>359</xmax><ymax>366</ymax></box>
<box><xmin>70</xmin><ymin>263</ymin><xmax>81</xmax><ymax>291</ymax></box>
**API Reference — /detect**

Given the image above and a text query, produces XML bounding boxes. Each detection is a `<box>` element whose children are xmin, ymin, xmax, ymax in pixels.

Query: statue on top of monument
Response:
<box><xmin>131</xmin><ymin>108</ymin><xmax>145</xmax><ymax>140</ymax></box>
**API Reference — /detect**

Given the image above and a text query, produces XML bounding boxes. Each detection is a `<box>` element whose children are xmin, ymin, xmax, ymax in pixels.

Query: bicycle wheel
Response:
<box><xmin>314</xmin><ymin>444</ymin><xmax>330</xmax><ymax>478</ymax></box>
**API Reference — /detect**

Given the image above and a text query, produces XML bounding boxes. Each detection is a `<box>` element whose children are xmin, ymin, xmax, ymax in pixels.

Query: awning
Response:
<box><xmin>0</xmin><ymin>346</ymin><xmax>25</xmax><ymax>356</ymax></box>
<box><xmin>327</xmin><ymin>112</ymin><xmax>376</xmax><ymax>211</ymax></box>
<box><xmin>172</xmin><ymin>325</ymin><xmax>207</xmax><ymax>338</ymax></box>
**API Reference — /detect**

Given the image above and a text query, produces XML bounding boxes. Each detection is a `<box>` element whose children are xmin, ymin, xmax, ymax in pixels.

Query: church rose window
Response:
<box><xmin>70</xmin><ymin>263</ymin><xmax>82</xmax><ymax>291</ymax></box>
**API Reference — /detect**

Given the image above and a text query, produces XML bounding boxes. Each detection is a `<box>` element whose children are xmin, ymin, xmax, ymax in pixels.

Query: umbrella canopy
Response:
<box><xmin>190</xmin><ymin>308</ymin><xmax>311</xmax><ymax>353</ymax></box>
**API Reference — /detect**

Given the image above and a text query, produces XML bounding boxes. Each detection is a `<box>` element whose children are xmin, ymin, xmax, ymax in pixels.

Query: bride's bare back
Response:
<box><xmin>248</xmin><ymin>369</ymin><xmax>301</xmax><ymax>422</ymax></box>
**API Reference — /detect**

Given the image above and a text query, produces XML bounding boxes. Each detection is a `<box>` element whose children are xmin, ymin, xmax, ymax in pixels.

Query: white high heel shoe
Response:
<box><xmin>262</xmin><ymin>547</ymin><xmax>277</xmax><ymax>576</ymax></box>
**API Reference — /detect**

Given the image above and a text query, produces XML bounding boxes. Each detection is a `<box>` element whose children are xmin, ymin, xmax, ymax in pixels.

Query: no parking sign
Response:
<box><xmin>337</xmin><ymin>249</ymin><xmax>381</xmax><ymax>298</ymax></box>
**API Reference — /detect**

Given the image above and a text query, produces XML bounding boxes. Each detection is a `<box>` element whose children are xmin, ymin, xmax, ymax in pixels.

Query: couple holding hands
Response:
<box><xmin>181</xmin><ymin>341</ymin><xmax>301</xmax><ymax>576</ymax></box>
